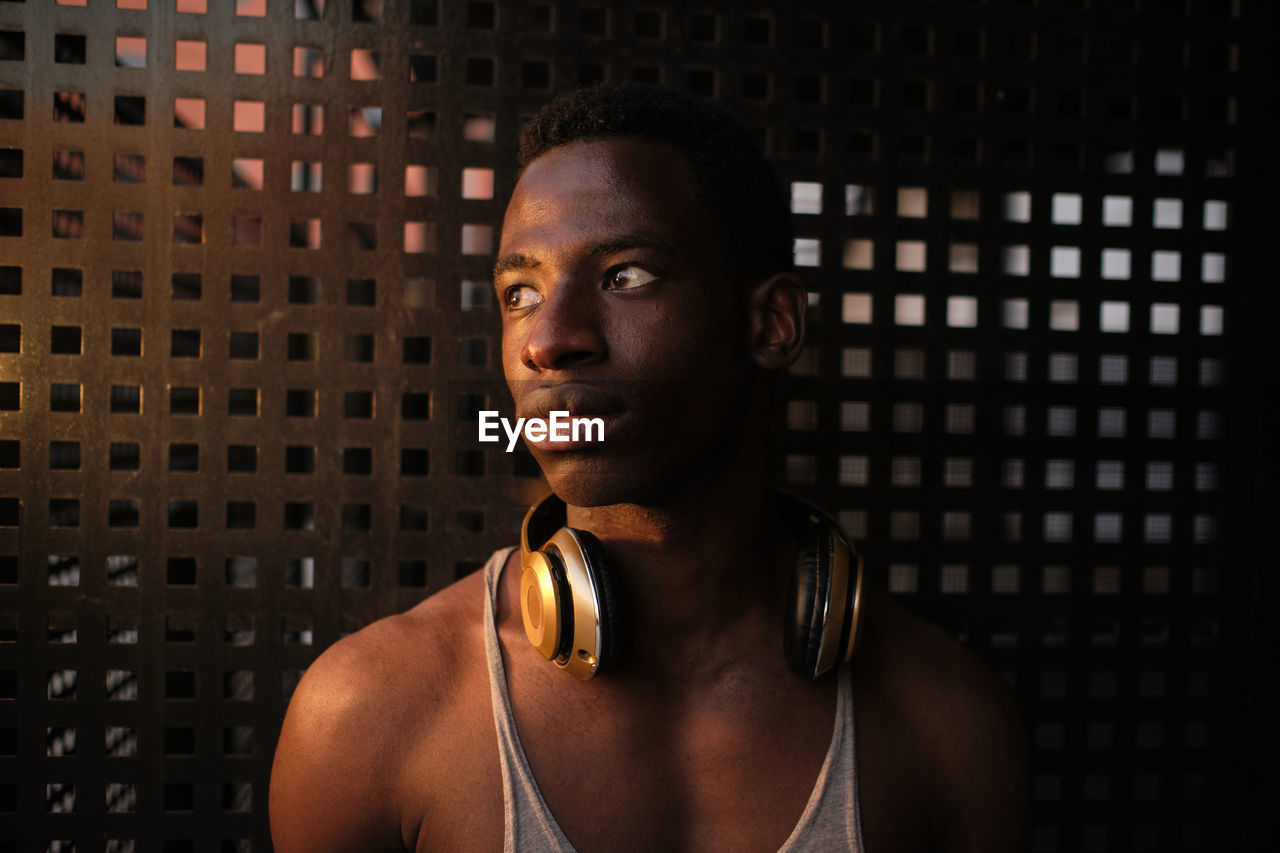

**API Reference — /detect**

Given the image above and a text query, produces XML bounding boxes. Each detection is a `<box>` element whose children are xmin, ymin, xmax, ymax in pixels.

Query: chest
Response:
<box><xmin>508</xmin><ymin>666</ymin><xmax>837</xmax><ymax>853</ymax></box>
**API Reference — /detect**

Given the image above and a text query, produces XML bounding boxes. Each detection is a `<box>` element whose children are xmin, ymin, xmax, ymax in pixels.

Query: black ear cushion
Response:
<box><xmin>572</xmin><ymin>528</ymin><xmax>625</xmax><ymax>674</ymax></box>
<box><xmin>784</xmin><ymin>525</ymin><xmax>831</xmax><ymax>678</ymax></box>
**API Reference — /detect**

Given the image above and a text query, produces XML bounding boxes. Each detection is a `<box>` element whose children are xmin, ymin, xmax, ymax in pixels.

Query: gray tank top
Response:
<box><xmin>482</xmin><ymin>548</ymin><xmax>866</xmax><ymax>852</ymax></box>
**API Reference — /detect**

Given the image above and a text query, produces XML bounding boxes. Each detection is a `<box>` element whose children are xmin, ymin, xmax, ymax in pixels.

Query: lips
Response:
<box><xmin>515</xmin><ymin>382</ymin><xmax>628</xmax><ymax>422</ymax></box>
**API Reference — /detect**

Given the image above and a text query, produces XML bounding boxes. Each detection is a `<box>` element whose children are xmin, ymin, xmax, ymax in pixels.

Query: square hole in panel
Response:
<box><xmin>844</xmin><ymin>185</ymin><xmax>873</xmax><ymax>215</ymax></box>
<box><xmin>790</xmin><ymin>182</ymin><xmax>822</xmax><ymax>215</ymax></box>
<box><xmin>948</xmin><ymin>243</ymin><xmax>978</xmax><ymax>273</ymax></box>
<box><xmin>292</xmin><ymin>103</ymin><xmax>324</xmax><ymax>135</ymax></box>
<box><xmin>462</xmin><ymin>224</ymin><xmax>493</xmax><ymax>255</ymax></box>
<box><xmin>1155</xmin><ymin>148</ymin><xmax>1185</xmax><ymax>175</ymax></box>
<box><xmin>1149</xmin><ymin>357</ymin><xmax>1178</xmax><ymax>386</ymax></box>
<box><xmin>230</xmin><ymin>215</ymin><xmax>261</xmax><ymax>247</ymax></box>
<box><xmin>227</xmin><ymin>445</ymin><xmax>256</xmax><ymax>473</ymax></box>
<box><xmin>462</xmin><ymin>112</ymin><xmax>495</xmax><ymax>142</ymax></box>
<box><xmin>793</xmin><ymin>238</ymin><xmax>820</xmax><ymax>268</ymax></box>
<box><xmin>290</xmin><ymin>219</ymin><xmax>323</xmax><ymax>249</ymax></box>
<box><xmin>233</xmin><ymin>100</ymin><xmax>265</xmax><ymax>132</ymax></box>
<box><xmin>1051</xmin><ymin>193</ymin><xmax>1082</xmax><ymax>225</ymax></box>
<box><xmin>897</xmin><ymin>187</ymin><xmax>927</xmax><ymax>217</ymax></box>
<box><xmin>407</xmin><ymin>108</ymin><xmax>438</xmax><ymax>139</ymax></box>
<box><xmin>1203</xmin><ymin>200</ymin><xmax>1229</xmax><ymax>230</ymax></box>
<box><xmin>235</xmin><ymin>42</ymin><xmax>266</xmax><ymax>74</ymax></box>
<box><xmin>405</xmin><ymin>164</ymin><xmax>439</xmax><ymax>197</ymax></box>
<box><xmin>285</xmin><ymin>389</ymin><xmax>315</xmax><ymax>418</ymax></box>
<box><xmin>1100</xmin><ymin>301</ymin><xmax>1130</xmax><ymax>333</ymax></box>
<box><xmin>1202</xmin><ymin>252</ymin><xmax>1227</xmax><ymax>283</ymax></box>
<box><xmin>1049</xmin><ymin>300</ymin><xmax>1079</xmax><ymax>331</ymax></box>
<box><xmin>1003</xmin><ymin>191</ymin><xmax>1031</xmax><ymax>222</ymax></box>
<box><xmin>945</xmin><ymin>403</ymin><xmax>975</xmax><ymax>432</ymax></box>
<box><xmin>114</xmin><ymin>95</ymin><xmax>145</xmax><ymax>126</ymax></box>
<box><xmin>462</xmin><ymin>167</ymin><xmax>495</xmax><ymax>200</ymax></box>
<box><xmin>947</xmin><ymin>351</ymin><xmax>976</xmax><ymax>381</ymax></box>
<box><xmin>1100</xmin><ymin>248</ymin><xmax>1130</xmax><ymax>280</ymax></box>
<box><xmin>1001</xmin><ymin>246</ymin><xmax>1030</xmax><ymax>276</ymax></box>
<box><xmin>228</xmin><ymin>388</ymin><xmax>259</xmax><ymax>416</ymax></box>
<box><xmin>946</xmin><ymin>296</ymin><xmax>978</xmax><ymax>327</ymax></box>
<box><xmin>842</xmin><ymin>239</ymin><xmax>873</xmax><ymax>271</ymax></box>
<box><xmin>950</xmin><ymin>189</ymin><xmax>980</xmax><ymax>220</ymax></box>
<box><xmin>410</xmin><ymin>54</ymin><xmax>438</xmax><ymax>83</ymax></box>
<box><xmin>52</xmin><ymin>209</ymin><xmax>84</xmax><ymax>239</ymax></box>
<box><xmin>1153</xmin><ymin>198</ymin><xmax>1183</xmax><ymax>229</ymax></box>
<box><xmin>1098</xmin><ymin>407</ymin><xmax>1126</xmax><ymax>438</ymax></box>
<box><xmin>232</xmin><ymin>158</ymin><xmax>263</xmax><ymax>190</ymax></box>
<box><xmin>290</xmin><ymin>160</ymin><xmax>322</xmax><ymax>192</ymax></box>
<box><xmin>1147</xmin><ymin>408</ymin><xmax>1176</xmax><ymax>438</ymax></box>
<box><xmin>284</xmin><ymin>557</ymin><xmax>315</xmax><ymax>589</ymax></box>
<box><xmin>55</xmin><ymin>33</ymin><xmax>86</xmax><ymax>64</ymax></box>
<box><xmin>1200</xmin><ymin>306</ymin><xmax>1225</xmax><ymax>336</ymax></box>
<box><xmin>837</xmin><ymin>455</ymin><xmax>868</xmax><ymax>486</ymax></box>
<box><xmin>114</xmin><ymin>153</ymin><xmax>145</xmax><ymax>184</ymax></box>
<box><xmin>840</xmin><ymin>348</ymin><xmax>870</xmax><ymax>378</ymax></box>
<box><xmin>173</xmin><ymin>213</ymin><xmax>204</xmax><ymax>243</ymax></box>
<box><xmin>1151</xmin><ymin>251</ymin><xmax>1181</xmax><ymax>282</ymax></box>
<box><xmin>1099</xmin><ymin>354</ymin><xmax>1129</xmax><ymax>385</ymax></box>
<box><xmin>1050</xmin><ymin>246</ymin><xmax>1080</xmax><ymax>278</ymax></box>
<box><xmin>894</xmin><ymin>349</ymin><xmax>925</xmax><ymax>379</ymax></box>
<box><xmin>115</xmin><ymin>37</ymin><xmax>147</xmax><ymax>69</ymax></box>
<box><xmin>1001</xmin><ymin>298</ymin><xmax>1029</xmax><ymax>329</ymax></box>
<box><xmin>109</xmin><ymin>442</ymin><xmax>140</xmax><ymax>470</ymax></box>
<box><xmin>173</xmin><ymin>96</ymin><xmax>205</xmax><ymax>129</ymax></box>
<box><xmin>173</xmin><ymin>156</ymin><xmax>203</xmax><ymax>186</ymax></box>
<box><xmin>347</xmin><ymin>162</ymin><xmax>378</xmax><ymax>195</ymax></box>
<box><xmin>175</xmin><ymin>39</ymin><xmax>206</xmax><ymax>71</ymax></box>
<box><xmin>892</xmin><ymin>403</ymin><xmax>923</xmax><ymax>433</ymax></box>
<box><xmin>341</xmin><ymin>558</ymin><xmax>371</xmax><ymax>588</ymax></box>
<box><xmin>53</xmin><ymin>150</ymin><xmax>85</xmax><ymax>181</ymax></box>
<box><xmin>943</xmin><ymin>459</ymin><xmax>972</xmax><ymax>488</ymax></box>
<box><xmin>230</xmin><ymin>274</ymin><xmax>260</xmax><ymax>302</ymax></box>
<box><xmin>895</xmin><ymin>241</ymin><xmax>926</xmax><ymax>272</ymax></box>
<box><xmin>344</xmin><ymin>391</ymin><xmax>374</xmax><ymax>419</ymax></box>
<box><xmin>1047</xmin><ymin>406</ymin><xmax>1076</xmax><ymax>435</ymax></box>
<box><xmin>1150</xmin><ymin>303</ymin><xmax>1180</xmax><ymax>334</ymax></box>
<box><xmin>404</xmin><ymin>221</ymin><xmax>436</xmax><ymax>253</ymax></box>
<box><xmin>894</xmin><ymin>294</ymin><xmax>926</xmax><ymax>326</ymax></box>
<box><xmin>293</xmin><ymin>45</ymin><xmax>324</xmax><ymax>78</ymax></box>
<box><xmin>350</xmin><ymin>49</ymin><xmax>379</xmax><ymax>80</ymax></box>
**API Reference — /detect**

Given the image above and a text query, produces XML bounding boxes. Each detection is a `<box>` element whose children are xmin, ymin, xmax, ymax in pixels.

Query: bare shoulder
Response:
<box><xmin>269</xmin><ymin>562</ymin><xmax>501</xmax><ymax>853</ymax></box>
<box><xmin>853</xmin><ymin>584</ymin><xmax>1030</xmax><ymax>853</ymax></box>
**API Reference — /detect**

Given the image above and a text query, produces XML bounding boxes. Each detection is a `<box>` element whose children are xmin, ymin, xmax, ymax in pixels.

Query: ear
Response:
<box><xmin>747</xmin><ymin>273</ymin><xmax>807</xmax><ymax>370</ymax></box>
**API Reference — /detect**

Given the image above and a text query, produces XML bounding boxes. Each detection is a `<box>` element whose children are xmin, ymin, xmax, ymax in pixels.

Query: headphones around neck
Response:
<box><xmin>518</xmin><ymin>493</ymin><xmax>865</xmax><ymax>680</ymax></box>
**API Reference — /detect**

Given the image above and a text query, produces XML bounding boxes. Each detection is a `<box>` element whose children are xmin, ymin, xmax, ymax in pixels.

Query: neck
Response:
<box><xmin>565</xmin><ymin>476</ymin><xmax>795</xmax><ymax>682</ymax></box>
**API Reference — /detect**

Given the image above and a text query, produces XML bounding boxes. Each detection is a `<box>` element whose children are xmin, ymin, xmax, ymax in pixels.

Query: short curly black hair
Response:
<box><xmin>518</xmin><ymin>82</ymin><xmax>793</xmax><ymax>285</ymax></box>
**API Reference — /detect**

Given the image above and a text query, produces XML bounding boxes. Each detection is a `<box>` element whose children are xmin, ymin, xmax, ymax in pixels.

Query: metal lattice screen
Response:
<box><xmin>0</xmin><ymin>1</ymin><xmax>1265</xmax><ymax>851</ymax></box>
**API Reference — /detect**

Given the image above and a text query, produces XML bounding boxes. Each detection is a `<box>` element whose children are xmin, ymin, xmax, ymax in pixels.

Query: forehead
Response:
<box><xmin>499</xmin><ymin>137</ymin><xmax>713</xmax><ymax>257</ymax></box>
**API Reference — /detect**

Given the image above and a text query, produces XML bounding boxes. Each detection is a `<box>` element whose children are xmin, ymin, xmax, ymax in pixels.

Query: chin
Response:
<box><xmin>535</xmin><ymin>451</ymin><xmax>669</xmax><ymax>509</ymax></box>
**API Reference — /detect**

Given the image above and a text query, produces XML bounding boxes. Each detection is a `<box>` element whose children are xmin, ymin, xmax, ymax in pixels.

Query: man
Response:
<box><xmin>270</xmin><ymin>83</ymin><xmax>1029</xmax><ymax>852</ymax></box>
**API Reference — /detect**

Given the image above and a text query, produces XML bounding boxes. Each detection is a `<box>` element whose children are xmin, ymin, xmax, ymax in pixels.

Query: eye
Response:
<box><xmin>604</xmin><ymin>265</ymin><xmax>658</xmax><ymax>291</ymax></box>
<box><xmin>503</xmin><ymin>284</ymin><xmax>542</xmax><ymax>311</ymax></box>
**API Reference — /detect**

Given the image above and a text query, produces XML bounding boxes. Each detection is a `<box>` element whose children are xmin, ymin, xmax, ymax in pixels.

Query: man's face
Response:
<box><xmin>494</xmin><ymin>137</ymin><xmax>756</xmax><ymax>507</ymax></box>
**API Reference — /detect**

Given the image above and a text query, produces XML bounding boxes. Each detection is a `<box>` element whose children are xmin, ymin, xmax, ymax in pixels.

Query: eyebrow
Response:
<box><xmin>492</xmin><ymin>231</ymin><xmax>676</xmax><ymax>280</ymax></box>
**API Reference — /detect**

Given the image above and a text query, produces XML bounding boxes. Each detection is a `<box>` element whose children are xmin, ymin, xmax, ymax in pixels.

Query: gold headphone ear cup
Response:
<box><xmin>520</xmin><ymin>550</ymin><xmax>564</xmax><ymax>662</ymax></box>
<box><xmin>784</xmin><ymin>525</ymin><xmax>830</xmax><ymax>678</ymax></box>
<box><xmin>572</xmin><ymin>528</ymin><xmax>623</xmax><ymax>674</ymax></box>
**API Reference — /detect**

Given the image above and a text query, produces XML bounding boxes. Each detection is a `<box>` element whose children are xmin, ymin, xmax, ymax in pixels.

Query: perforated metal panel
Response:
<box><xmin>0</xmin><ymin>1</ymin><xmax>1269</xmax><ymax>851</ymax></box>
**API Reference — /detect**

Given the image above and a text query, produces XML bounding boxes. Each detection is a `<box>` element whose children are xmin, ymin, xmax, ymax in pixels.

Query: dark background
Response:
<box><xmin>0</xmin><ymin>0</ymin><xmax>1273</xmax><ymax>850</ymax></box>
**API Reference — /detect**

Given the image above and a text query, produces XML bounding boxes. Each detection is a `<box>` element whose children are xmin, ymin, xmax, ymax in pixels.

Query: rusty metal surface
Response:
<box><xmin>0</xmin><ymin>1</ymin><xmax>1262</xmax><ymax>850</ymax></box>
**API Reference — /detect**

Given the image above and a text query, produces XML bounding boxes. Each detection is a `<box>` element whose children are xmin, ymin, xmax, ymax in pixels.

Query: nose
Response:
<box><xmin>520</xmin><ymin>285</ymin><xmax>607</xmax><ymax>372</ymax></box>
